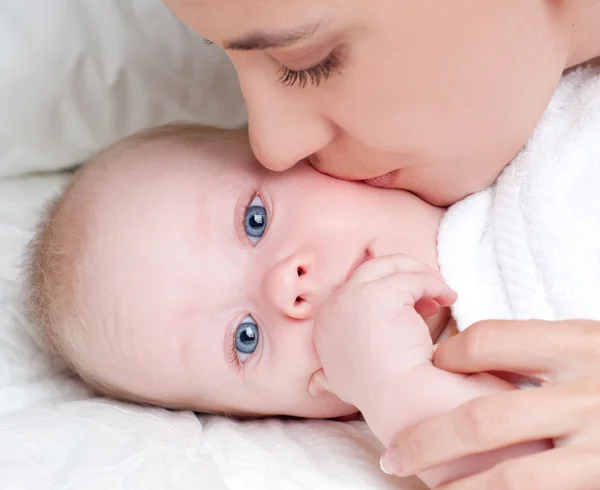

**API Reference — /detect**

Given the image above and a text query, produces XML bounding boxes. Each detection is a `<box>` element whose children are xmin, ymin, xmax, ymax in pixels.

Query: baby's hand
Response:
<box><xmin>311</xmin><ymin>254</ymin><xmax>456</xmax><ymax>407</ymax></box>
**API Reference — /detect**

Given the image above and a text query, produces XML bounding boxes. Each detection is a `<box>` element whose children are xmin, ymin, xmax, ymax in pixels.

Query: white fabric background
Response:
<box><xmin>0</xmin><ymin>0</ymin><xmax>247</xmax><ymax>177</ymax></box>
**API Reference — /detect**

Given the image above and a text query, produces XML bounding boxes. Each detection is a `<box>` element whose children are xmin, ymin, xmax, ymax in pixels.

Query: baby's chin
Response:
<box><xmin>279</xmin><ymin>398</ymin><xmax>358</xmax><ymax>420</ymax></box>
<box><xmin>280</xmin><ymin>407</ymin><xmax>359</xmax><ymax>421</ymax></box>
<box><xmin>179</xmin><ymin>391</ymin><xmax>357</xmax><ymax>421</ymax></box>
<box><xmin>228</xmin><ymin>397</ymin><xmax>357</xmax><ymax>420</ymax></box>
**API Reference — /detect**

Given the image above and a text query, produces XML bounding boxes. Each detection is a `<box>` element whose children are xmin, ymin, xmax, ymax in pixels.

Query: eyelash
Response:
<box><xmin>239</xmin><ymin>190</ymin><xmax>263</xmax><ymax>242</ymax></box>
<box><xmin>227</xmin><ymin>319</ymin><xmax>260</xmax><ymax>372</ymax></box>
<box><xmin>228</xmin><ymin>332</ymin><xmax>243</xmax><ymax>372</ymax></box>
<box><xmin>228</xmin><ymin>191</ymin><xmax>264</xmax><ymax>371</ymax></box>
<box><xmin>278</xmin><ymin>52</ymin><xmax>342</xmax><ymax>88</ymax></box>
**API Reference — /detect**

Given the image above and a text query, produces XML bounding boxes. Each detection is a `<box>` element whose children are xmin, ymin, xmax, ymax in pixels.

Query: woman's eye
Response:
<box><xmin>277</xmin><ymin>51</ymin><xmax>343</xmax><ymax>88</ymax></box>
<box><xmin>235</xmin><ymin>315</ymin><xmax>260</xmax><ymax>363</ymax></box>
<box><xmin>244</xmin><ymin>195</ymin><xmax>268</xmax><ymax>245</ymax></box>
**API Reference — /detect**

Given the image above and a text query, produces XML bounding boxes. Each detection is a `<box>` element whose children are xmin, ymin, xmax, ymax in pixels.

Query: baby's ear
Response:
<box><xmin>307</xmin><ymin>369</ymin><xmax>332</xmax><ymax>396</ymax></box>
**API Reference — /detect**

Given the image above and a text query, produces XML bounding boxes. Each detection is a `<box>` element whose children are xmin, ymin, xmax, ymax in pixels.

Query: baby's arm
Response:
<box><xmin>358</xmin><ymin>364</ymin><xmax>550</xmax><ymax>488</ymax></box>
<box><xmin>313</xmin><ymin>255</ymin><xmax>551</xmax><ymax>488</ymax></box>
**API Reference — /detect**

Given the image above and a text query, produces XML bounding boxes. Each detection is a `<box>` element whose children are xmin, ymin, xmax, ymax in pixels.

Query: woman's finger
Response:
<box><xmin>436</xmin><ymin>446</ymin><xmax>600</xmax><ymax>490</ymax></box>
<box><xmin>433</xmin><ymin>319</ymin><xmax>600</xmax><ymax>381</ymax></box>
<box><xmin>382</xmin><ymin>381</ymin><xmax>598</xmax><ymax>476</ymax></box>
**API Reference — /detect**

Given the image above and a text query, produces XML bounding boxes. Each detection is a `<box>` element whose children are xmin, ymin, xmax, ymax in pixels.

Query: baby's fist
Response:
<box><xmin>312</xmin><ymin>254</ymin><xmax>456</xmax><ymax>407</ymax></box>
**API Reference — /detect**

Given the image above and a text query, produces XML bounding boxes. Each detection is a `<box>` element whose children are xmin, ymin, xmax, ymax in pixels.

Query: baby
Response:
<box><xmin>26</xmin><ymin>121</ymin><xmax>551</xmax><ymax>489</ymax></box>
<box><xmin>26</xmin><ymin>123</ymin><xmax>447</xmax><ymax>419</ymax></box>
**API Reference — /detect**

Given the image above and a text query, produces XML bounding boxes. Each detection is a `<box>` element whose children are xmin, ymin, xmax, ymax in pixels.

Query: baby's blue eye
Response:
<box><xmin>235</xmin><ymin>316</ymin><xmax>259</xmax><ymax>363</ymax></box>
<box><xmin>245</xmin><ymin>195</ymin><xmax>267</xmax><ymax>245</ymax></box>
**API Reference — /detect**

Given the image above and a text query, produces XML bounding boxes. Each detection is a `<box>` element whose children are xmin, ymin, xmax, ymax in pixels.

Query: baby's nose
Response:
<box><xmin>264</xmin><ymin>255</ymin><xmax>318</xmax><ymax>320</ymax></box>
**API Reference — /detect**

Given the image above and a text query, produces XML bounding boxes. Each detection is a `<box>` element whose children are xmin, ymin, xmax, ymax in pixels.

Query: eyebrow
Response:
<box><xmin>223</xmin><ymin>20</ymin><xmax>326</xmax><ymax>51</ymax></box>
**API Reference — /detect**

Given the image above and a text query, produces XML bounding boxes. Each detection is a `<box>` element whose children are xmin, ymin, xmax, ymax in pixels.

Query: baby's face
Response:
<box><xmin>83</xmin><ymin>135</ymin><xmax>445</xmax><ymax>418</ymax></box>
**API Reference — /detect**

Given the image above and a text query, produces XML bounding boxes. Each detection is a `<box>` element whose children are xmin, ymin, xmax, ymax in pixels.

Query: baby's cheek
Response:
<box><xmin>260</xmin><ymin>358</ymin><xmax>313</xmax><ymax>396</ymax></box>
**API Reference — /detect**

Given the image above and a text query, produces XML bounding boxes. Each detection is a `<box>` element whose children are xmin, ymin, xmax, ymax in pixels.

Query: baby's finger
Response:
<box><xmin>374</xmin><ymin>272</ymin><xmax>457</xmax><ymax>308</ymax></box>
<box><xmin>307</xmin><ymin>369</ymin><xmax>332</xmax><ymax>396</ymax></box>
<box><xmin>414</xmin><ymin>298</ymin><xmax>440</xmax><ymax>318</ymax></box>
<box><xmin>350</xmin><ymin>254</ymin><xmax>441</xmax><ymax>285</ymax></box>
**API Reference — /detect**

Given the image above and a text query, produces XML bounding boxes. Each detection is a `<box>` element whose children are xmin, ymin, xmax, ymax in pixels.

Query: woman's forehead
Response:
<box><xmin>165</xmin><ymin>0</ymin><xmax>347</xmax><ymax>40</ymax></box>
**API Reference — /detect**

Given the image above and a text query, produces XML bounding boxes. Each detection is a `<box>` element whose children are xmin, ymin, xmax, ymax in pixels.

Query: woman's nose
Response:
<box><xmin>263</xmin><ymin>254</ymin><xmax>319</xmax><ymax>320</ymax></box>
<box><xmin>240</xmin><ymin>74</ymin><xmax>335</xmax><ymax>172</ymax></box>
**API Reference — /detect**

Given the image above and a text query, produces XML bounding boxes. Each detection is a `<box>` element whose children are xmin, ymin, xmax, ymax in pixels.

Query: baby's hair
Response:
<box><xmin>24</xmin><ymin>122</ymin><xmax>247</xmax><ymax>406</ymax></box>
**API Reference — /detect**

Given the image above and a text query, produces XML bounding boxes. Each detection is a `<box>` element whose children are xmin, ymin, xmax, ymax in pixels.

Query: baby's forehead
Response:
<box><xmin>127</xmin><ymin>135</ymin><xmax>264</xmax><ymax>182</ymax></box>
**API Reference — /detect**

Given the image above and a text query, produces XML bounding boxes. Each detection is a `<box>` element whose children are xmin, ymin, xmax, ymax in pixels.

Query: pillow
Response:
<box><xmin>0</xmin><ymin>0</ymin><xmax>247</xmax><ymax>177</ymax></box>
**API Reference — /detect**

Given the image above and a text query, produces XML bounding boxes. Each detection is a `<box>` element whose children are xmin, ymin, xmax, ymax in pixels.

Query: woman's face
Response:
<box><xmin>165</xmin><ymin>0</ymin><xmax>568</xmax><ymax>205</ymax></box>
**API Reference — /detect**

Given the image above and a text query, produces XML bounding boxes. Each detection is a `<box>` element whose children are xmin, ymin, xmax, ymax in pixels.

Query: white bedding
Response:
<box><xmin>0</xmin><ymin>175</ymin><xmax>424</xmax><ymax>489</ymax></box>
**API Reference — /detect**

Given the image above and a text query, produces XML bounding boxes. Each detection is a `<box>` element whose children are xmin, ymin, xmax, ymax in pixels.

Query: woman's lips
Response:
<box><xmin>363</xmin><ymin>170</ymin><xmax>400</xmax><ymax>189</ymax></box>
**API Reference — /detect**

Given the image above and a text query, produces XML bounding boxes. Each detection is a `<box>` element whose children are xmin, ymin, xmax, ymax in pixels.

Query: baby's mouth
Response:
<box><xmin>344</xmin><ymin>248</ymin><xmax>372</xmax><ymax>284</ymax></box>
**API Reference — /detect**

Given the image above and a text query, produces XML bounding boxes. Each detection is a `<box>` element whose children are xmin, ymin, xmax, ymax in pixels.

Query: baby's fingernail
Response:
<box><xmin>380</xmin><ymin>448</ymin><xmax>403</xmax><ymax>476</ymax></box>
<box><xmin>432</xmin><ymin>343</ymin><xmax>439</xmax><ymax>352</ymax></box>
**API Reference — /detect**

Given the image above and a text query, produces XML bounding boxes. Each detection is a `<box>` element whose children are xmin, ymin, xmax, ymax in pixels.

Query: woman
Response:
<box><xmin>163</xmin><ymin>1</ymin><xmax>600</xmax><ymax>488</ymax></box>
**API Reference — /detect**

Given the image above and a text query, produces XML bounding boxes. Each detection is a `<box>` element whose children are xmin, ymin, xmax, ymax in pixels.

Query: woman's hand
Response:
<box><xmin>381</xmin><ymin>319</ymin><xmax>600</xmax><ymax>489</ymax></box>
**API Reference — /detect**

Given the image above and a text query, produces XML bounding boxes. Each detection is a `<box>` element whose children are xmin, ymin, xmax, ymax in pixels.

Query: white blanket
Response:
<box><xmin>438</xmin><ymin>65</ymin><xmax>600</xmax><ymax>331</ymax></box>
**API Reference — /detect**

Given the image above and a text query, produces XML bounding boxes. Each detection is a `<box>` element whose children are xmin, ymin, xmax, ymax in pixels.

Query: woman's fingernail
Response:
<box><xmin>380</xmin><ymin>449</ymin><xmax>403</xmax><ymax>475</ymax></box>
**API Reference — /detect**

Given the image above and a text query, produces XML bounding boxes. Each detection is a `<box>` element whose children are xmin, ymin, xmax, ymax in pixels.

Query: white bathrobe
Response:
<box><xmin>437</xmin><ymin>65</ymin><xmax>600</xmax><ymax>332</ymax></box>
